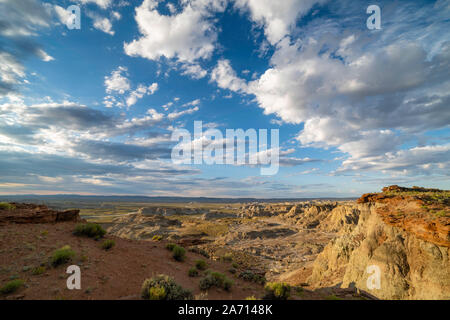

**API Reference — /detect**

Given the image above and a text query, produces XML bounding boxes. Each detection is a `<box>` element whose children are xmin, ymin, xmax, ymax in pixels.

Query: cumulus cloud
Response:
<box><xmin>124</xmin><ymin>0</ymin><xmax>226</xmax><ymax>63</ymax></box>
<box><xmin>210</xmin><ymin>59</ymin><xmax>248</xmax><ymax>92</ymax></box>
<box><xmin>104</xmin><ymin>66</ymin><xmax>131</xmax><ymax>94</ymax></box>
<box><xmin>126</xmin><ymin>83</ymin><xmax>158</xmax><ymax>107</ymax></box>
<box><xmin>234</xmin><ymin>0</ymin><xmax>327</xmax><ymax>44</ymax></box>
<box><xmin>181</xmin><ymin>63</ymin><xmax>208</xmax><ymax>79</ymax></box>
<box><xmin>210</xmin><ymin>0</ymin><xmax>450</xmax><ymax>176</ymax></box>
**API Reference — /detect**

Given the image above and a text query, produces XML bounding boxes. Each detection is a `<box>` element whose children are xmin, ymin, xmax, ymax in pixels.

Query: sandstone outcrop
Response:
<box><xmin>308</xmin><ymin>187</ymin><xmax>450</xmax><ymax>299</ymax></box>
<box><xmin>0</xmin><ymin>203</ymin><xmax>81</xmax><ymax>224</ymax></box>
<box><xmin>107</xmin><ymin>213</ymin><xmax>182</xmax><ymax>240</ymax></box>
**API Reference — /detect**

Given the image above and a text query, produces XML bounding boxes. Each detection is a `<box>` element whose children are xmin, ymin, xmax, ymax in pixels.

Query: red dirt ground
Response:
<box><xmin>0</xmin><ymin>221</ymin><xmax>264</xmax><ymax>300</ymax></box>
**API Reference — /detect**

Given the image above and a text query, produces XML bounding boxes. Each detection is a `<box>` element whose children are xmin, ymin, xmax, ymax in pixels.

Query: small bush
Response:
<box><xmin>101</xmin><ymin>239</ymin><xmax>115</xmax><ymax>250</ymax></box>
<box><xmin>141</xmin><ymin>274</ymin><xmax>192</xmax><ymax>300</ymax></box>
<box><xmin>326</xmin><ymin>294</ymin><xmax>342</xmax><ymax>300</ymax></box>
<box><xmin>50</xmin><ymin>245</ymin><xmax>75</xmax><ymax>267</ymax></box>
<box><xmin>166</xmin><ymin>243</ymin><xmax>176</xmax><ymax>251</ymax></box>
<box><xmin>148</xmin><ymin>286</ymin><xmax>166</xmax><ymax>300</ymax></box>
<box><xmin>232</xmin><ymin>262</ymin><xmax>239</xmax><ymax>269</ymax></box>
<box><xmin>188</xmin><ymin>267</ymin><xmax>199</xmax><ymax>277</ymax></box>
<box><xmin>172</xmin><ymin>245</ymin><xmax>186</xmax><ymax>262</ymax></box>
<box><xmin>0</xmin><ymin>279</ymin><xmax>24</xmax><ymax>294</ymax></box>
<box><xmin>229</xmin><ymin>268</ymin><xmax>237</xmax><ymax>274</ymax></box>
<box><xmin>195</xmin><ymin>259</ymin><xmax>207</xmax><ymax>271</ymax></box>
<box><xmin>0</xmin><ymin>202</ymin><xmax>15</xmax><ymax>210</ymax></box>
<box><xmin>199</xmin><ymin>271</ymin><xmax>233</xmax><ymax>291</ymax></box>
<box><xmin>152</xmin><ymin>235</ymin><xmax>163</xmax><ymax>241</ymax></box>
<box><xmin>245</xmin><ymin>296</ymin><xmax>257</xmax><ymax>300</ymax></box>
<box><xmin>263</xmin><ymin>282</ymin><xmax>291</xmax><ymax>300</ymax></box>
<box><xmin>74</xmin><ymin>223</ymin><xmax>106</xmax><ymax>239</ymax></box>
<box><xmin>31</xmin><ymin>266</ymin><xmax>46</xmax><ymax>275</ymax></box>
<box><xmin>239</xmin><ymin>270</ymin><xmax>266</xmax><ymax>284</ymax></box>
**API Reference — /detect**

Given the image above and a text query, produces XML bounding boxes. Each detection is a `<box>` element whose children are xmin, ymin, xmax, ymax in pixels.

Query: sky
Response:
<box><xmin>0</xmin><ymin>0</ymin><xmax>449</xmax><ymax>198</ymax></box>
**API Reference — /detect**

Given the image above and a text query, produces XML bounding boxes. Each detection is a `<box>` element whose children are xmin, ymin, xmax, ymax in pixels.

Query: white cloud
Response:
<box><xmin>181</xmin><ymin>63</ymin><xmax>208</xmax><ymax>79</ymax></box>
<box><xmin>336</xmin><ymin>144</ymin><xmax>450</xmax><ymax>176</ymax></box>
<box><xmin>168</xmin><ymin>106</ymin><xmax>199</xmax><ymax>120</ymax></box>
<box><xmin>87</xmin><ymin>11</ymin><xmax>115</xmax><ymax>35</ymax></box>
<box><xmin>182</xmin><ymin>99</ymin><xmax>201</xmax><ymax>107</ymax></box>
<box><xmin>210</xmin><ymin>59</ymin><xmax>248</xmax><ymax>92</ymax></box>
<box><xmin>234</xmin><ymin>0</ymin><xmax>326</xmax><ymax>44</ymax></box>
<box><xmin>104</xmin><ymin>66</ymin><xmax>130</xmax><ymax>94</ymax></box>
<box><xmin>124</xmin><ymin>0</ymin><xmax>226</xmax><ymax>63</ymax></box>
<box><xmin>126</xmin><ymin>83</ymin><xmax>158</xmax><ymax>107</ymax></box>
<box><xmin>112</xmin><ymin>11</ymin><xmax>121</xmax><ymax>20</ymax></box>
<box><xmin>209</xmin><ymin>2</ymin><xmax>450</xmax><ymax>176</ymax></box>
<box><xmin>0</xmin><ymin>52</ymin><xmax>25</xmax><ymax>86</ymax></box>
<box><xmin>72</xmin><ymin>0</ymin><xmax>112</xmax><ymax>9</ymax></box>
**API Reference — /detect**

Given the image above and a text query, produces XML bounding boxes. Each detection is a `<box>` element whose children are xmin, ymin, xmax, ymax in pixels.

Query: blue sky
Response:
<box><xmin>0</xmin><ymin>0</ymin><xmax>449</xmax><ymax>197</ymax></box>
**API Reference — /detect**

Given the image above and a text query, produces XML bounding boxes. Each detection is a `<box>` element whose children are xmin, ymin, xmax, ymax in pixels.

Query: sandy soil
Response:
<box><xmin>0</xmin><ymin>221</ymin><xmax>264</xmax><ymax>300</ymax></box>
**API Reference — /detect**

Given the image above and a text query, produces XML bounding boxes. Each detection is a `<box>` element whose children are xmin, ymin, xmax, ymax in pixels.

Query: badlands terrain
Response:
<box><xmin>0</xmin><ymin>186</ymin><xmax>448</xmax><ymax>300</ymax></box>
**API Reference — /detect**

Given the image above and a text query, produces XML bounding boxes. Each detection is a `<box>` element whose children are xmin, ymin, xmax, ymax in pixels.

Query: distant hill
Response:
<box><xmin>0</xmin><ymin>194</ymin><xmax>357</xmax><ymax>204</ymax></box>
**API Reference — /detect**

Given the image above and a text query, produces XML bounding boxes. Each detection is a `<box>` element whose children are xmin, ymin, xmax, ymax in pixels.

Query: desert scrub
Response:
<box><xmin>199</xmin><ymin>271</ymin><xmax>233</xmax><ymax>291</ymax></box>
<box><xmin>0</xmin><ymin>279</ymin><xmax>24</xmax><ymax>294</ymax></box>
<box><xmin>239</xmin><ymin>270</ymin><xmax>266</xmax><ymax>284</ymax></box>
<box><xmin>152</xmin><ymin>235</ymin><xmax>162</xmax><ymax>241</ymax></box>
<box><xmin>172</xmin><ymin>245</ymin><xmax>186</xmax><ymax>262</ymax></box>
<box><xmin>195</xmin><ymin>259</ymin><xmax>207</xmax><ymax>271</ymax></box>
<box><xmin>166</xmin><ymin>243</ymin><xmax>177</xmax><ymax>251</ymax></box>
<box><xmin>74</xmin><ymin>223</ymin><xmax>106</xmax><ymax>239</ymax></box>
<box><xmin>245</xmin><ymin>296</ymin><xmax>257</xmax><ymax>300</ymax></box>
<box><xmin>141</xmin><ymin>274</ymin><xmax>193</xmax><ymax>300</ymax></box>
<box><xmin>0</xmin><ymin>202</ymin><xmax>15</xmax><ymax>210</ymax></box>
<box><xmin>31</xmin><ymin>266</ymin><xmax>46</xmax><ymax>275</ymax></box>
<box><xmin>50</xmin><ymin>245</ymin><xmax>75</xmax><ymax>267</ymax></box>
<box><xmin>326</xmin><ymin>294</ymin><xmax>342</xmax><ymax>300</ymax></box>
<box><xmin>188</xmin><ymin>267</ymin><xmax>199</xmax><ymax>277</ymax></box>
<box><xmin>263</xmin><ymin>282</ymin><xmax>291</xmax><ymax>300</ymax></box>
<box><xmin>101</xmin><ymin>239</ymin><xmax>115</xmax><ymax>250</ymax></box>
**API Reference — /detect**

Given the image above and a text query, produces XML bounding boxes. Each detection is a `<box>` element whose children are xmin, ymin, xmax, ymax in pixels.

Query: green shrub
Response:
<box><xmin>152</xmin><ymin>235</ymin><xmax>163</xmax><ymax>241</ymax></box>
<box><xmin>166</xmin><ymin>243</ymin><xmax>176</xmax><ymax>251</ymax></box>
<box><xmin>245</xmin><ymin>296</ymin><xmax>257</xmax><ymax>300</ymax></box>
<box><xmin>199</xmin><ymin>271</ymin><xmax>233</xmax><ymax>291</ymax></box>
<box><xmin>74</xmin><ymin>223</ymin><xmax>106</xmax><ymax>239</ymax></box>
<box><xmin>50</xmin><ymin>245</ymin><xmax>75</xmax><ymax>267</ymax></box>
<box><xmin>263</xmin><ymin>282</ymin><xmax>291</xmax><ymax>300</ymax></box>
<box><xmin>0</xmin><ymin>279</ymin><xmax>24</xmax><ymax>294</ymax></box>
<box><xmin>188</xmin><ymin>267</ymin><xmax>199</xmax><ymax>277</ymax></box>
<box><xmin>141</xmin><ymin>275</ymin><xmax>192</xmax><ymax>300</ymax></box>
<box><xmin>232</xmin><ymin>262</ymin><xmax>239</xmax><ymax>269</ymax></box>
<box><xmin>0</xmin><ymin>202</ymin><xmax>15</xmax><ymax>210</ymax></box>
<box><xmin>195</xmin><ymin>259</ymin><xmax>207</xmax><ymax>271</ymax></box>
<box><xmin>148</xmin><ymin>286</ymin><xmax>166</xmax><ymax>300</ymax></box>
<box><xmin>101</xmin><ymin>239</ymin><xmax>115</xmax><ymax>250</ymax></box>
<box><xmin>172</xmin><ymin>245</ymin><xmax>186</xmax><ymax>262</ymax></box>
<box><xmin>31</xmin><ymin>266</ymin><xmax>46</xmax><ymax>275</ymax></box>
<box><xmin>239</xmin><ymin>270</ymin><xmax>266</xmax><ymax>284</ymax></box>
